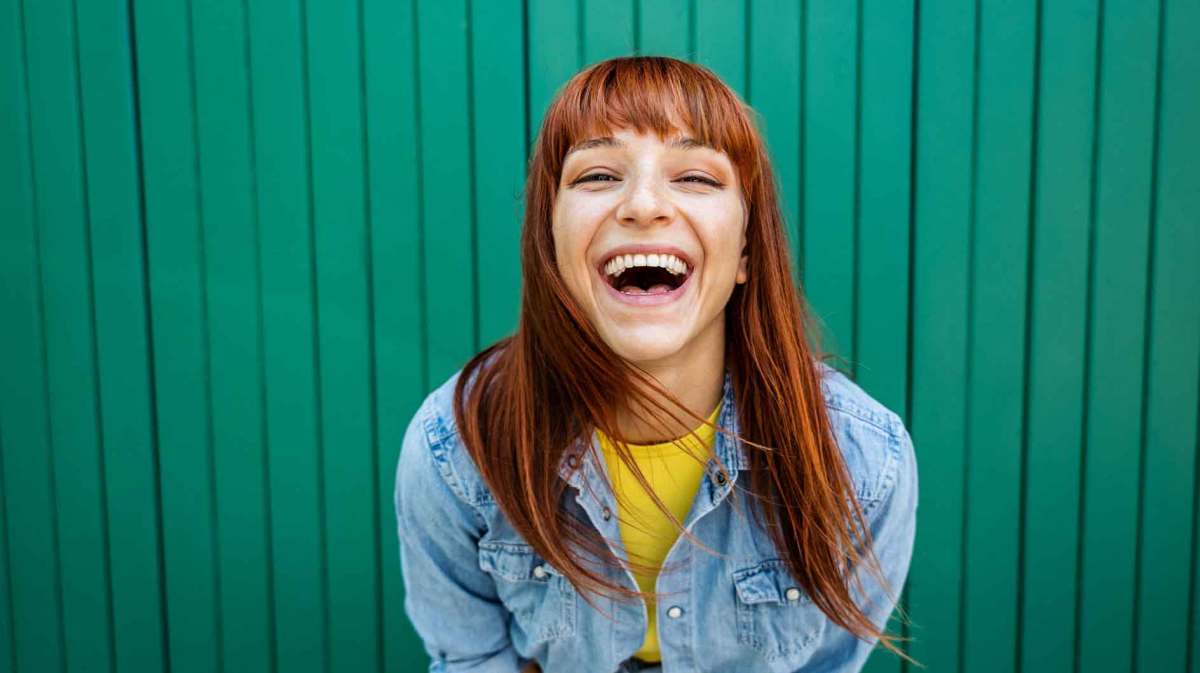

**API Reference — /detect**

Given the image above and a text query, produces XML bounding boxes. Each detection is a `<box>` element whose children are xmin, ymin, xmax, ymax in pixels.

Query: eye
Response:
<box><xmin>679</xmin><ymin>175</ymin><xmax>723</xmax><ymax>187</ymax></box>
<box><xmin>572</xmin><ymin>173</ymin><xmax>723</xmax><ymax>187</ymax></box>
<box><xmin>575</xmin><ymin>173</ymin><xmax>620</xmax><ymax>184</ymax></box>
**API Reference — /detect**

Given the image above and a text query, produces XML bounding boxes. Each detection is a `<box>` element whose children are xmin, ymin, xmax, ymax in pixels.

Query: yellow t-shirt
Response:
<box><xmin>595</xmin><ymin>400</ymin><xmax>723</xmax><ymax>663</ymax></box>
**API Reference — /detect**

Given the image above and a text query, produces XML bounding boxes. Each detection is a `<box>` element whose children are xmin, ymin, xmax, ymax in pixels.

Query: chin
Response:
<box><xmin>603</xmin><ymin>329</ymin><xmax>689</xmax><ymax>367</ymax></box>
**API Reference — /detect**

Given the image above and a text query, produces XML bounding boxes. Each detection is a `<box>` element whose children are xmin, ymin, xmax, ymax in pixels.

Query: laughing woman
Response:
<box><xmin>395</xmin><ymin>56</ymin><xmax>919</xmax><ymax>673</ymax></box>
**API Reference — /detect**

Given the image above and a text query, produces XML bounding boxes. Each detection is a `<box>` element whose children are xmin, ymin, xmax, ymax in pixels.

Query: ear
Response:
<box><xmin>736</xmin><ymin>251</ymin><xmax>748</xmax><ymax>284</ymax></box>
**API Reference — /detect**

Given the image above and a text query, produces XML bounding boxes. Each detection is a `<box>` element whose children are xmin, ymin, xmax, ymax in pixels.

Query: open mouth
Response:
<box><xmin>600</xmin><ymin>252</ymin><xmax>692</xmax><ymax>295</ymax></box>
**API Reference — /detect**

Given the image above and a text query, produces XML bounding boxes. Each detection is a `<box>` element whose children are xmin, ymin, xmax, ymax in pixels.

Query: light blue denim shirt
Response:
<box><xmin>394</xmin><ymin>361</ymin><xmax>918</xmax><ymax>673</ymax></box>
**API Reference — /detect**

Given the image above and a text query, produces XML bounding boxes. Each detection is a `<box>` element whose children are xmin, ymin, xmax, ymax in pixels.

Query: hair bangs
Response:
<box><xmin>543</xmin><ymin>57</ymin><xmax>761</xmax><ymax>193</ymax></box>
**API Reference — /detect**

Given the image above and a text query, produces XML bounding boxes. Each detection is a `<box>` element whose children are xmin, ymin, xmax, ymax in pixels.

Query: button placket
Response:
<box><xmin>564</xmin><ymin>437</ymin><xmax>646</xmax><ymax>639</ymax></box>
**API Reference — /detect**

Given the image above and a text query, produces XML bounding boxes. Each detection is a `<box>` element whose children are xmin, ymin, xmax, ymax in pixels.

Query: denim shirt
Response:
<box><xmin>394</xmin><ymin>361</ymin><xmax>918</xmax><ymax>673</ymax></box>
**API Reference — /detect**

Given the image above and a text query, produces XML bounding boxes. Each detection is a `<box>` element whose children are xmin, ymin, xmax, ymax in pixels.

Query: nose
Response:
<box><xmin>615</xmin><ymin>172</ymin><xmax>675</xmax><ymax>228</ymax></box>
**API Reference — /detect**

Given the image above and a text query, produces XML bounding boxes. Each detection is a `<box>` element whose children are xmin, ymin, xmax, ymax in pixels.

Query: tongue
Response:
<box><xmin>621</xmin><ymin>283</ymin><xmax>675</xmax><ymax>295</ymax></box>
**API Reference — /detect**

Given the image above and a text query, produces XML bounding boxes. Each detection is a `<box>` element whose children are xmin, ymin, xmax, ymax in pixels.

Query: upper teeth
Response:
<box><xmin>604</xmin><ymin>252</ymin><xmax>689</xmax><ymax>277</ymax></box>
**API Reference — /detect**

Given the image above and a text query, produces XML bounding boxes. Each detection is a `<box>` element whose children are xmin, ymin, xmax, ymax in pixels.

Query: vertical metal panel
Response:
<box><xmin>472</xmin><ymin>1</ymin><xmax>526</xmax><ymax>347</ymax></box>
<box><xmin>243</xmin><ymin>0</ymin><xmax>327</xmax><ymax>670</ymax></box>
<box><xmin>0</xmin><ymin>1</ymin><xmax>65</xmax><ymax>670</ymax></box>
<box><xmin>1137</xmin><ymin>0</ymin><xmax>1200</xmax><ymax>667</ymax></box>
<box><xmin>747</xmin><ymin>0</ymin><xmax>802</xmax><ymax>286</ymax></box>
<box><xmin>19</xmin><ymin>0</ymin><xmax>115</xmax><ymax>671</ymax></box>
<box><xmin>417</xmin><ymin>0</ymin><xmax>477</xmax><ymax>384</ymax></box>
<box><xmin>528</xmin><ymin>0</ymin><xmax>581</xmax><ymax>151</ymax></box>
<box><xmin>1137</xmin><ymin>4</ymin><xmax>1200</xmax><ymax>672</ymax></box>
<box><xmin>856</xmin><ymin>0</ymin><xmax>914</xmax><ymax>454</ymax></box>
<box><xmin>803</xmin><ymin>0</ymin><xmax>858</xmax><ymax>363</ymax></box>
<box><xmin>75</xmin><ymin>0</ymin><xmax>168</xmax><ymax>670</ymax></box>
<box><xmin>361</xmin><ymin>0</ymin><xmax>427</xmax><ymax>669</ymax></box>
<box><xmin>960</xmin><ymin>2</ymin><xmax>1036</xmax><ymax>667</ymax></box>
<box><xmin>1132</xmin><ymin>0</ymin><xmax>1200</xmax><ymax>667</ymax></box>
<box><xmin>640</xmin><ymin>0</ymin><xmax>692</xmax><ymax>60</ymax></box>
<box><xmin>190</xmin><ymin>1</ymin><xmax>274</xmax><ymax>671</ymax></box>
<box><xmin>1021</xmin><ymin>2</ymin><xmax>1098</xmax><ymax>672</ymax></box>
<box><xmin>694</xmin><ymin>1</ymin><xmax>746</xmax><ymax>97</ymax></box>
<box><xmin>1078</xmin><ymin>2</ymin><xmax>1160</xmax><ymax>672</ymax></box>
<box><xmin>856</xmin><ymin>2</ymin><xmax>914</xmax><ymax>672</ymax></box>
<box><xmin>0</xmin><ymin>426</ymin><xmax>13</xmax><ymax>672</ymax></box>
<box><xmin>961</xmin><ymin>4</ymin><xmax>1037</xmax><ymax>673</ymax></box>
<box><xmin>907</xmin><ymin>1</ymin><xmax>975</xmax><ymax>671</ymax></box>
<box><xmin>129</xmin><ymin>0</ymin><xmax>221</xmax><ymax>671</ymax></box>
<box><xmin>583</xmin><ymin>0</ymin><xmax>635</xmax><ymax>65</ymax></box>
<box><xmin>304</xmin><ymin>0</ymin><xmax>380</xmax><ymax>670</ymax></box>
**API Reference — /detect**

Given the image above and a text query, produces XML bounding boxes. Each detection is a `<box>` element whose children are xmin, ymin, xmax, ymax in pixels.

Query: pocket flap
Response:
<box><xmin>478</xmin><ymin>542</ymin><xmax>556</xmax><ymax>582</ymax></box>
<box><xmin>731</xmin><ymin>559</ymin><xmax>809</xmax><ymax>605</ymax></box>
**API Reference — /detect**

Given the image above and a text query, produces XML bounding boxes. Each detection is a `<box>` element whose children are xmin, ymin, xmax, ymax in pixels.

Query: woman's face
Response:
<box><xmin>552</xmin><ymin>125</ymin><xmax>748</xmax><ymax>367</ymax></box>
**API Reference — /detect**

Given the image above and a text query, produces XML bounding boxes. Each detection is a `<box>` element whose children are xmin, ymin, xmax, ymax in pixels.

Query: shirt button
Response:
<box><xmin>567</xmin><ymin>454</ymin><xmax>580</xmax><ymax>468</ymax></box>
<box><xmin>785</xmin><ymin>587</ymin><xmax>801</xmax><ymax>601</ymax></box>
<box><xmin>666</xmin><ymin>606</ymin><xmax>684</xmax><ymax>619</ymax></box>
<box><xmin>715</xmin><ymin>471</ymin><xmax>728</xmax><ymax>485</ymax></box>
<box><xmin>532</xmin><ymin>564</ymin><xmax>548</xmax><ymax>579</ymax></box>
<box><xmin>601</xmin><ymin>506</ymin><xmax>612</xmax><ymax>521</ymax></box>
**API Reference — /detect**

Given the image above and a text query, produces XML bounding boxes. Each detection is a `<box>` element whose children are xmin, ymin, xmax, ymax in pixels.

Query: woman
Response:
<box><xmin>395</xmin><ymin>56</ymin><xmax>919</xmax><ymax>673</ymax></box>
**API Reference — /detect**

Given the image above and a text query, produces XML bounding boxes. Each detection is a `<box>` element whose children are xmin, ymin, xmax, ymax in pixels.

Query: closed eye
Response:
<box><xmin>574</xmin><ymin>173</ymin><xmax>723</xmax><ymax>187</ymax></box>
<box><xmin>681</xmin><ymin>175</ymin><xmax>723</xmax><ymax>187</ymax></box>
<box><xmin>576</xmin><ymin>173</ymin><xmax>619</xmax><ymax>184</ymax></box>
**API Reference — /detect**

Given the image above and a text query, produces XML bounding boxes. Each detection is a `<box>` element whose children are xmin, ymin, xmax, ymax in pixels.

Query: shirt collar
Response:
<box><xmin>556</xmin><ymin>367</ymin><xmax>747</xmax><ymax>489</ymax></box>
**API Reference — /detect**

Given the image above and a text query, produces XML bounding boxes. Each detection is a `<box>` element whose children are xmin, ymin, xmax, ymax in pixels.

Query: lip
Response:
<box><xmin>595</xmin><ymin>243</ymin><xmax>696</xmax><ymax>307</ymax></box>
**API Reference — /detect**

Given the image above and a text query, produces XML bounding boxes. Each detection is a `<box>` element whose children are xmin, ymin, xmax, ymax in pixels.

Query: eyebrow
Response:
<box><xmin>565</xmin><ymin>135</ymin><xmax>716</xmax><ymax>157</ymax></box>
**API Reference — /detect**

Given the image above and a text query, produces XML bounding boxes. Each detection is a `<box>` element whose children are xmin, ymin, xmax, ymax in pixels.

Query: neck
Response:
<box><xmin>614</xmin><ymin>314</ymin><xmax>726</xmax><ymax>444</ymax></box>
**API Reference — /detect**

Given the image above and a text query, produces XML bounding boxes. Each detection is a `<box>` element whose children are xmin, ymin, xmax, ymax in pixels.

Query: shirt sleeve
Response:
<box><xmin>394</xmin><ymin>402</ymin><xmax>525</xmax><ymax>673</ymax></box>
<box><xmin>800</xmin><ymin>420</ymin><xmax>920</xmax><ymax>673</ymax></box>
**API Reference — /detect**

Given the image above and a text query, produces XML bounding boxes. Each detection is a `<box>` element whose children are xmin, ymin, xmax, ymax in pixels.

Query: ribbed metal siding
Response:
<box><xmin>0</xmin><ymin>1</ymin><xmax>1196</xmax><ymax>672</ymax></box>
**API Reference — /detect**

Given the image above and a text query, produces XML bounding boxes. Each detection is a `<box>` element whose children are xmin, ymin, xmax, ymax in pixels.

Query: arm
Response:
<box><xmin>802</xmin><ymin>422</ymin><xmax>920</xmax><ymax>672</ymax></box>
<box><xmin>394</xmin><ymin>403</ymin><xmax>524</xmax><ymax>673</ymax></box>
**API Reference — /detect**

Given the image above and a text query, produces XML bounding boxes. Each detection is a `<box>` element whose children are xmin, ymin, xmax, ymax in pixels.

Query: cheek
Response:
<box><xmin>552</xmin><ymin>200</ymin><xmax>601</xmax><ymax>269</ymax></box>
<box><xmin>550</xmin><ymin>203</ymin><xmax>573</xmax><ymax>263</ymax></box>
<box><xmin>699</xmin><ymin>210</ymin><xmax>748</xmax><ymax>276</ymax></box>
<box><xmin>550</xmin><ymin>222</ymin><xmax>590</xmax><ymax>300</ymax></box>
<box><xmin>555</xmin><ymin>196</ymin><xmax>607</xmax><ymax>231</ymax></box>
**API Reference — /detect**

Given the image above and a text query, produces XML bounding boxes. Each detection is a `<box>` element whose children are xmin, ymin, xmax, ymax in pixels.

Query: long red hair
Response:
<box><xmin>453</xmin><ymin>55</ymin><xmax>915</xmax><ymax>664</ymax></box>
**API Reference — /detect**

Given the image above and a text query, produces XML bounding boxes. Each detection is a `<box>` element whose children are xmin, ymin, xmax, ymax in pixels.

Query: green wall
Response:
<box><xmin>1</xmin><ymin>1</ymin><xmax>1197</xmax><ymax>672</ymax></box>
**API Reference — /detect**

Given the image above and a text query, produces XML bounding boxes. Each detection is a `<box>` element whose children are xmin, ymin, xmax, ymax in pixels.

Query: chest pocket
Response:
<box><xmin>478</xmin><ymin>542</ymin><xmax>577</xmax><ymax>643</ymax></box>
<box><xmin>731</xmin><ymin>558</ymin><xmax>827</xmax><ymax>667</ymax></box>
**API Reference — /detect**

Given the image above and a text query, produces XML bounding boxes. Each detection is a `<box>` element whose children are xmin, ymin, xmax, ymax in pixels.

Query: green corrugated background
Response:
<box><xmin>1</xmin><ymin>1</ymin><xmax>1197</xmax><ymax>672</ymax></box>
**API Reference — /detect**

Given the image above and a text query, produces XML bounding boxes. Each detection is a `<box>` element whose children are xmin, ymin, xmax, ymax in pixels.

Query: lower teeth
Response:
<box><xmin>620</xmin><ymin>283</ymin><xmax>675</xmax><ymax>295</ymax></box>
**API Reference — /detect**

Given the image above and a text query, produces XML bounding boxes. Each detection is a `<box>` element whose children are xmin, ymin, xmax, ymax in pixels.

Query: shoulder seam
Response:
<box><xmin>418</xmin><ymin>398</ymin><xmax>485</xmax><ymax>511</ymax></box>
<box><xmin>862</xmin><ymin>423</ymin><xmax>906</xmax><ymax>522</ymax></box>
<box><xmin>817</xmin><ymin>364</ymin><xmax>903</xmax><ymax>437</ymax></box>
<box><xmin>824</xmin><ymin>394</ymin><xmax>902</xmax><ymax>437</ymax></box>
